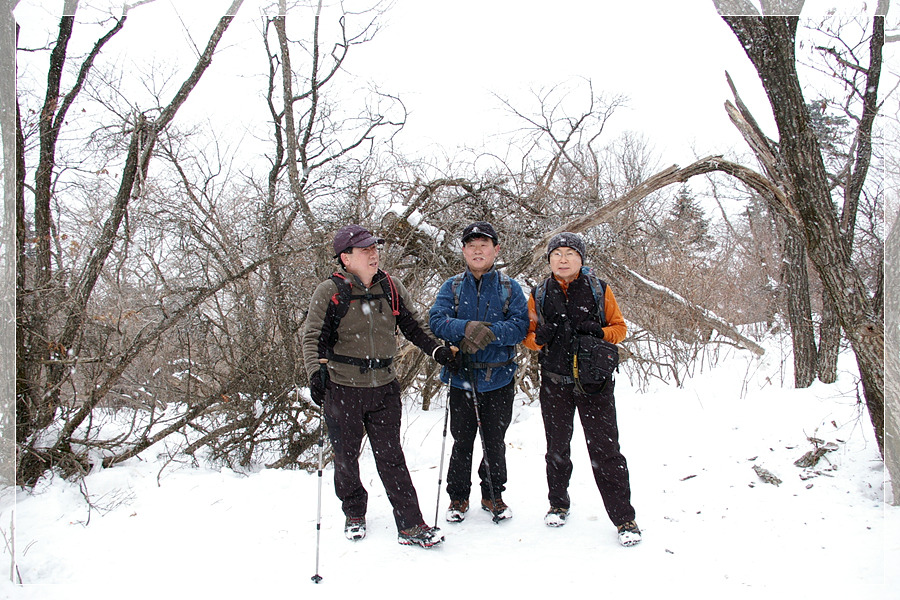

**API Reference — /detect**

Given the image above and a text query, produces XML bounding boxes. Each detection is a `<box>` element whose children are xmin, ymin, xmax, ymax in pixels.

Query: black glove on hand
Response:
<box><xmin>309</xmin><ymin>363</ymin><xmax>329</xmax><ymax>406</ymax></box>
<box><xmin>533</xmin><ymin>321</ymin><xmax>558</xmax><ymax>347</ymax></box>
<box><xmin>575</xmin><ymin>319</ymin><xmax>605</xmax><ymax>338</ymax></box>
<box><xmin>460</xmin><ymin>321</ymin><xmax>496</xmax><ymax>354</ymax></box>
<box><xmin>433</xmin><ymin>344</ymin><xmax>461</xmax><ymax>372</ymax></box>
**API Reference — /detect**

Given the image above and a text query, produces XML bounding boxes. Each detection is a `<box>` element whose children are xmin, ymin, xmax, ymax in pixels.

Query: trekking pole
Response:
<box><xmin>311</xmin><ymin>402</ymin><xmax>326</xmax><ymax>584</ymax></box>
<box><xmin>433</xmin><ymin>382</ymin><xmax>452</xmax><ymax>527</ymax></box>
<box><xmin>467</xmin><ymin>364</ymin><xmax>501</xmax><ymax>524</ymax></box>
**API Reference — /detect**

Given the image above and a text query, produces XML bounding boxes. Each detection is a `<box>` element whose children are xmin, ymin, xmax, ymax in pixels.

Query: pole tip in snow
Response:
<box><xmin>311</xmin><ymin>574</ymin><xmax>323</xmax><ymax>584</ymax></box>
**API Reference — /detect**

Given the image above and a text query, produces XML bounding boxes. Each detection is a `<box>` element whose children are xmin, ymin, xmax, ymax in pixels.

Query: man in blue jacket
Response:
<box><xmin>429</xmin><ymin>222</ymin><xmax>529</xmax><ymax>522</ymax></box>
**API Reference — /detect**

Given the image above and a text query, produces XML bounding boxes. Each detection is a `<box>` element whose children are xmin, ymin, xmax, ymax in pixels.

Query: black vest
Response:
<box><xmin>535</xmin><ymin>274</ymin><xmax>602</xmax><ymax>377</ymax></box>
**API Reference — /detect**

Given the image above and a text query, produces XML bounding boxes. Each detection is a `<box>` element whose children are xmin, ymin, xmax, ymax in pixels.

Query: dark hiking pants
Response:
<box><xmin>446</xmin><ymin>380</ymin><xmax>515</xmax><ymax>502</ymax></box>
<box><xmin>539</xmin><ymin>375</ymin><xmax>635</xmax><ymax>526</ymax></box>
<box><xmin>324</xmin><ymin>380</ymin><xmax>423</xmax><ymax>531</ymax></box>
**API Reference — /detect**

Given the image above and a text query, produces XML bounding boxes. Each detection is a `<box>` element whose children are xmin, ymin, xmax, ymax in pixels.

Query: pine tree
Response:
<box><xmin>665</xmin><ymin>185</ymin><xmax>714</xmax><ymax>257</ymax></box>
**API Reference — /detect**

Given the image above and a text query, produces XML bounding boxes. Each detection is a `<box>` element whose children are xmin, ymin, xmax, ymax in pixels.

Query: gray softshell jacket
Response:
<box><xmin>302</xmin><ymin>268</ymin><xmax>441</xmax><ymax>388</ymax></box>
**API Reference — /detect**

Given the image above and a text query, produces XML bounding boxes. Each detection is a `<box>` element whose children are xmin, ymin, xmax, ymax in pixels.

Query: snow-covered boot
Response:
<box><xmin>398</xmin><ymin>523</ymin><xmax>444</xmax><ymax>548</ymax></box>
<box><xmin>446</xmin><ymin>499</ymin><xmax>469</xmax><ymax>523</ymax></box>
<box><xmin>617</xmin><ymin>520</ymin><xmax>642</xmax><ymax>547</ymax></box>
<box><xmin>544</xmin><ymin>507</ymin><xmax>569</xmax><ymax>527</ymax></box>
<box><xmin>481</xmin><ymin>497</ymin><xmax>512</xmax><ymax>521</ymax></box>
<box><xmin>344</xmin><ymin>516</ymin><xmax>366</xmax><ymax>541</ymax></box>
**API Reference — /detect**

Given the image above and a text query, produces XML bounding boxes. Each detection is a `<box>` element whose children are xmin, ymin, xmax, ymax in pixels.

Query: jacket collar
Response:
<box><xmin>465</xmin><ymin>265</ymin><xmax>499</xmax><ymax>283</ymax></box>
<box><xmin>552</xmin><ymin>269</ymin><xmax>581</xmax><ymax>293</ymax></box>
<box><xmin>339</xmin><ymin>265</ymin><xmax>385</xmax><ymax>289</ymax></box>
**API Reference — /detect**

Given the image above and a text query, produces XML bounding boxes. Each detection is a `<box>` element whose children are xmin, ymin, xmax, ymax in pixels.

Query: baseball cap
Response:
<box><xmin>461</xmin><ymin>221</ymin><xmax>499</xmax><ymax>244</ymax></box>
<box><xmin>333</xmin><ymin>224</ymin><xmax>384</xmax><ymax>257</ymax></box>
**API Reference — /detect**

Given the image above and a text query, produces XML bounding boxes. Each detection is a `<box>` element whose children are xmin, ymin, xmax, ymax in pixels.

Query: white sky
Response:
<box><xmin>319</xmin><ymin>0</ymin><xmax>881</xmax><ymax>164</ymax></box>
<box><xmin>346</xmin><ymin>0</ymin><xmax>773</xmax><ymax>163</ymax></box>
<box><xmin>12</xmin><ymin>0</ymin><xmax>884</xmax><ymax>176</ymax></box>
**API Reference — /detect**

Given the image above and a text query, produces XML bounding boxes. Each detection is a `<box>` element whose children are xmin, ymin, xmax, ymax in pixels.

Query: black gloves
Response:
<box><xmin>460</xmin><ymin>321</ymin><xmax>496</xmax><ymax>354</ymax></box>
<box><xmin>575</xmin><ymin>319</ymin><xmax>605</xmax><ymax>338</ymax></box>
<box><xmin>434</xmin><ymin>344</ymin><xmax>461</xmax><ymax>373</ymax></box>
<box><xmin>309</xmin><ymin>363</ymin><xmax>329</xmax><ymax>406</ymax></box>
<box><xmin>535</xmin><ymin>311</ymin><xmax>580</xmax><ymax>346</ymax></box>
<box><xmin>536</xmin><ymin>318</ymin><xmax>603</xmax><ymax>347</ymax></box>
<box><xmin>534</xmin><ymin>321</ymin><xmax>558</xmax><ymax>346</ymax></box>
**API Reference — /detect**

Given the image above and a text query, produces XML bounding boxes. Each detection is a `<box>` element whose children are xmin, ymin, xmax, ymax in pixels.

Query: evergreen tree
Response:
<box><xmin>665</xmin><ymin>185</ymin><xmax>714</xmax><ymax>257</ymax></box>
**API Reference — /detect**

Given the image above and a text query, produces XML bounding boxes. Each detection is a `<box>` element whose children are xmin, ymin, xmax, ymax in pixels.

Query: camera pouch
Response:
<box><xmin>573</xmin><ymin>335</ymin><xmax>619</xmax><ymax>385</ymax></box>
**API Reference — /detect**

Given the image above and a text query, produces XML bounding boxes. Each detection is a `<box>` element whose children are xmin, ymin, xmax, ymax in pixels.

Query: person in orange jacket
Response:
<box><xmin>523</xmin><ymin>232</ymin><xmax>641</xmax><ymax>547</ymax></box>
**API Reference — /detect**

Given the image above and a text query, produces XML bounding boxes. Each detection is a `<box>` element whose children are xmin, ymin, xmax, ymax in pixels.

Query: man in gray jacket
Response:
<box><xmin>302</xmin><ymin>224</ymin><xmax>457</xmax><ymax>548</ymax></box>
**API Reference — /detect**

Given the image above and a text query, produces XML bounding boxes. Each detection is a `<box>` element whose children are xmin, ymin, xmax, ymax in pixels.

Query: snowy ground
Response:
<box><xmin>2</xmin><ymin>339</ymin><xmax>897</xmax><ymax>600</ymax></box>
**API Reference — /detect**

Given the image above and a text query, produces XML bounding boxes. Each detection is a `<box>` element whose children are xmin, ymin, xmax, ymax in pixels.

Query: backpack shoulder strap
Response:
<box><xmin>596</xmin><ymin>278</ymin><xmax>607</xmax><ymax>327</ymax></box>
<box><xmin>380</xmin><ymin>271</ymin><xmax>400</xmax><ymax>317</ymax></box>
<box><xmin>329</xmin><ymin>273</ymin><xmax>353</xmax><ymax>322</ymax></box>
<box><xmin>319</xmin><ymin>273</ymin><xmax>353</xmax><ymax>355</ymax></box>
<box><xmin>498</xmin><ymin>271</ymin><xmax>513</xmax><ymax>316</ymax></box>
<box><xmin>534</xmin><ymin>278</ymin><xmax>551</xmax><ymax>325</ymax></box>
<box><xmin>580</xmin><ymin>267</ymin><xmax>607</xmax><ymax>327</ymax></box>
<box><xmin>449</xmin><ymin>273</ymin><xmax>466</xmax><ymax>316</ymax></box>
<box><xmin>328</xmin><ymin>271</ymin><xmax>399</xmax><ymax>330</ymax></box>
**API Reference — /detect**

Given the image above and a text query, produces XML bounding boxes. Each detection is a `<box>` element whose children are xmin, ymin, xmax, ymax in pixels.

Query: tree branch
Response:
<box><xmin>598</xmin><ymin>251</ymin><xmax>766</xmax><ymax>356</ymax></box>
<box><xmin>510</xmin><ymin>155</ymin><xmax>788</xmax><ymax>273</ymax></box>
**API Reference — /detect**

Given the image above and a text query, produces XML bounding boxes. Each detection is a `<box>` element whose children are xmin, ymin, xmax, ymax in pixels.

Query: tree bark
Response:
<box><xmin>816</xmin><ymin>296</ymin><xmax>840</xmax><ymax>384</ymax></box>
<box><xmin>783</xmin><ymin>228</ymin><xmax>817</xmax><ymax>387</ymax></box>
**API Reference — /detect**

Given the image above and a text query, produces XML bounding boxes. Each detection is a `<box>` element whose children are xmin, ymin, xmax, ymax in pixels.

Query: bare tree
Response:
<box><xmin>15</xmin><ymin>0</ymin><xmax>245</xmax><ymax>485</ymax></box>
<box><xmin>10</xmin><ymin>0</ymin><xmax>890</xmax><ymax>493</ymax></box>
<box><xmin>17</xmin><ymin>0</ymin><xmax>126</xmax><ymax>469</ymax></box>
<box><xmin>724</xmin><ymin>73</ymin><xmax>819</xmax><ymax>388</ymax></box>
<box><xmin>410</xmin><ymin>87</ymin><xmax>772</xmax><ymax>394</ymax></box>
<box><xmin>716</xmin><ymin>8</ymin><xmax>886</xmax><ymax>455</ymax></box>
<box><xmin>803</xmin><ymin>15</ymin><xmax>886</xmax><ymax>383</ymax></box>
<box><xmin>141</xmin><ymin>0</ymin><xmax>408</xmax><ymax>470</ymax></box>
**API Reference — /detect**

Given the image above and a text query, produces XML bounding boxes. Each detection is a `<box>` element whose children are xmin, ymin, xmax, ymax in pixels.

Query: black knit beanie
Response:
<box><xmin>546</xmin><ymin>232</ymin><xmax>586</xmax><ymax>262</ymax></box>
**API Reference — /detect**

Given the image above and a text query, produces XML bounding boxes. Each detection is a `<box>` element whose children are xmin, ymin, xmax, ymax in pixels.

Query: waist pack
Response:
<box><xmin>573</xmin><ymin>335</ymin><xmax>619</xmax><ymax>386</ymax></box>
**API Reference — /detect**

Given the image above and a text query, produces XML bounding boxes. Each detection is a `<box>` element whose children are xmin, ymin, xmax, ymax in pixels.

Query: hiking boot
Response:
<box><xmin>617</xmin><ymin>520</ymin><xmax>642</xmax><ymax>547</ymax></box>
<box><xmin>344</xmin><ymin>516</ymin><xmax>366</xmax><ymax>541</ymax></box>
<box><xmin>446</xmin><ymin>499</ymin><xmax>469</xmax><ymax>523</ymax></box>
<box><xmin>481</xmin><ymin>497</ymin><xmax>513</xmax><ymax>521</ymax></box>
<box><xmin>544</xmin><ymin>507</ymin><xmax>569</xmax><ymax>527</ymax></box>
<box><xmin>398</xmin><ymin>523</ymin><xmax>444</xmax><ymax>548</ymax></box>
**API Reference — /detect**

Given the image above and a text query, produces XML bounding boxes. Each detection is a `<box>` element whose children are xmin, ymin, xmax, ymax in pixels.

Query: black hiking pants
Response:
<box><xmin>540</xmin><ymin>375</ymin><xmax>635</xmax><ymax>526</ymax></box>
<box><xmin>324</xmin><ymin>380</ymin><xmax>424</xmax><ymax>531</ymax></box>
<box><xmin>446</xmin><ymin>380</ymin><xmax>515</xmax><ymax>502</ymax></box>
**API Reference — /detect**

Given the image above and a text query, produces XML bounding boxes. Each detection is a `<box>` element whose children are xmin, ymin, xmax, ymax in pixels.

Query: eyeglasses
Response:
<box><xmin>549</xmin><ymin>249</ymin><xmax>580</xmax><ymax>260</ymax></box>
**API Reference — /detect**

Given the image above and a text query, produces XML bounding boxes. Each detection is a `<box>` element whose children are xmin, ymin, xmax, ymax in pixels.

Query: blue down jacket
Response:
<box><xmin>429</xmin><ymin>268</ymin><xmax>529</xmax><ymax>392</ymax></box>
